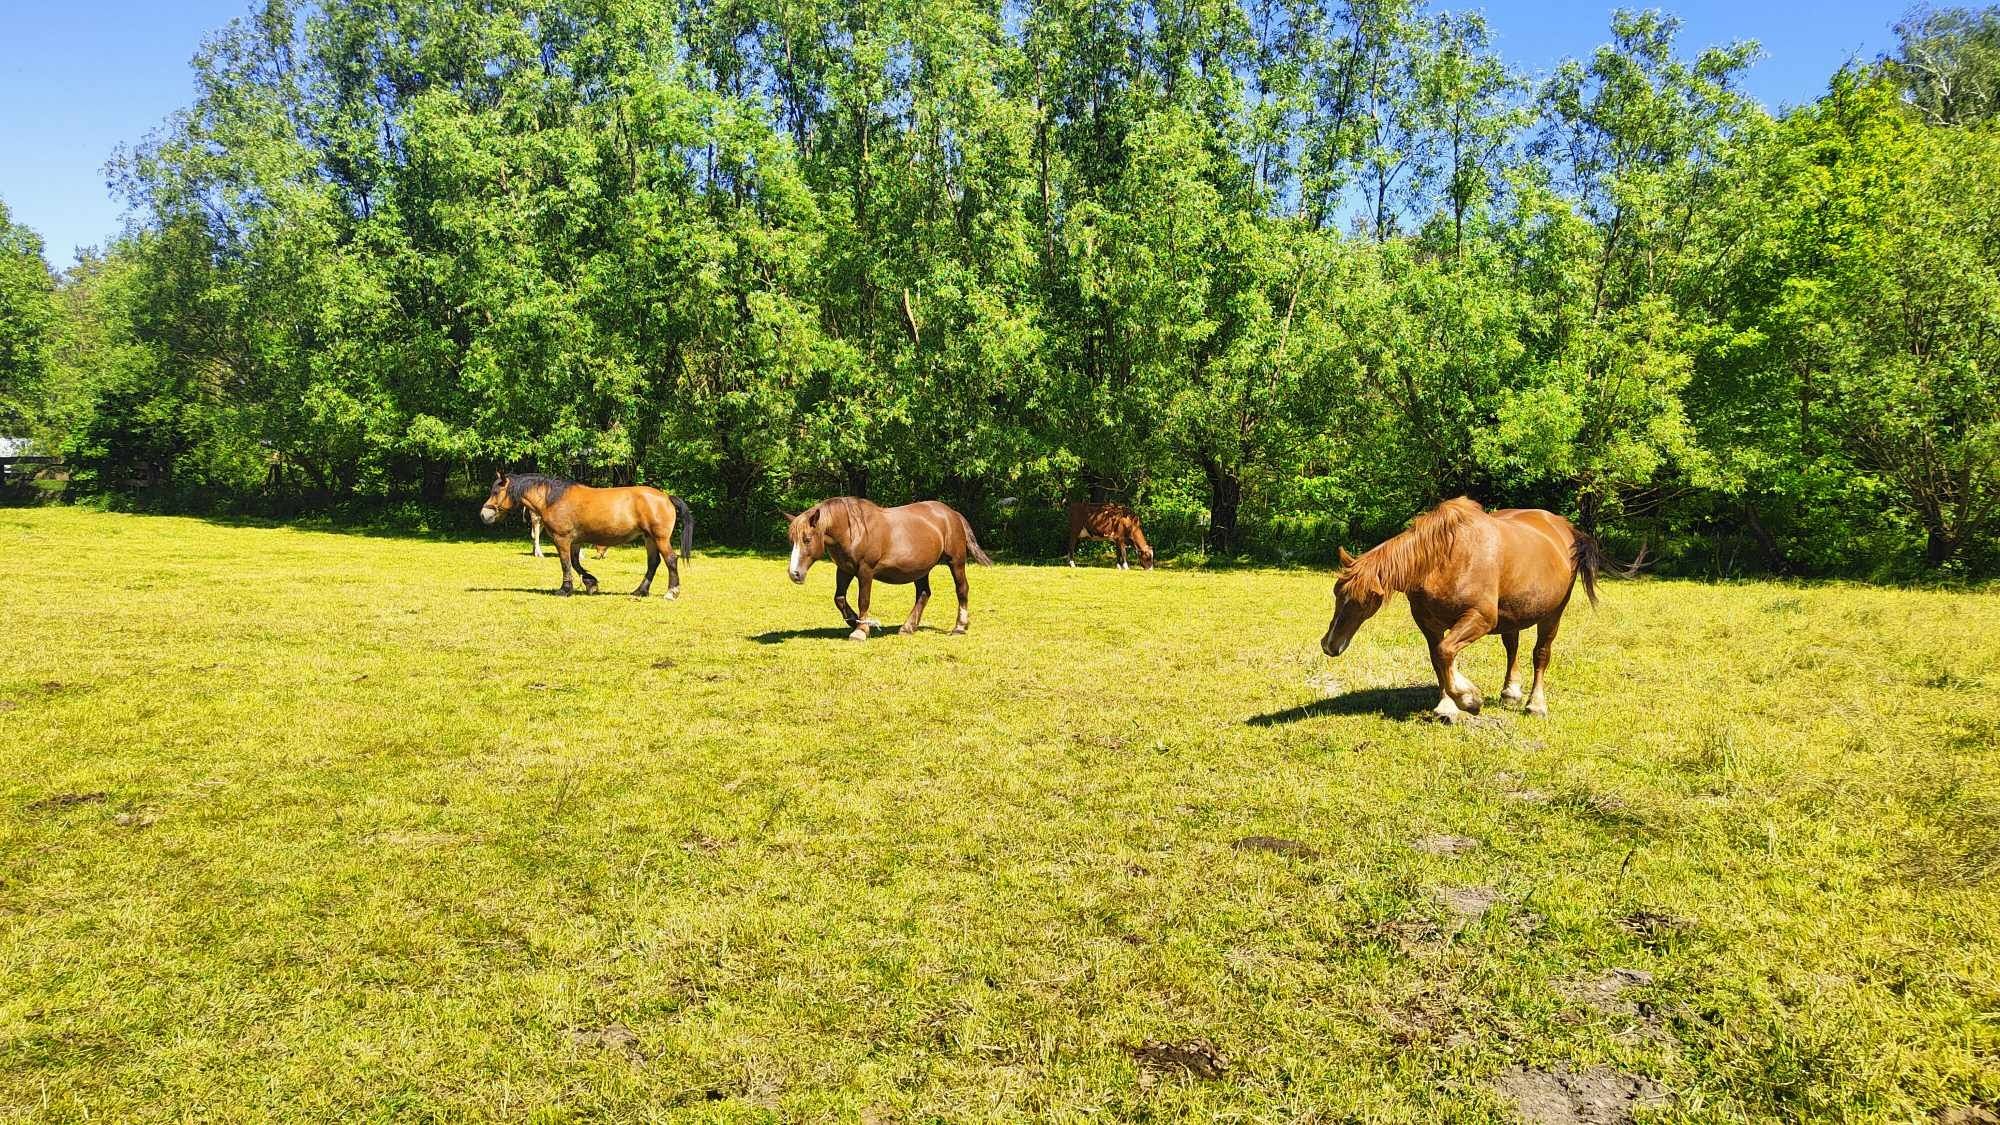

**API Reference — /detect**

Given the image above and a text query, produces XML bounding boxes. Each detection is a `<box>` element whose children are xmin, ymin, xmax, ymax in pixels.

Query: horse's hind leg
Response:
<box><xmin>661</xmin><ymin>534</ymin><xmax>680</xmax><ymax>599</ymax></box>
<box><xmin>570</xmin><ymin>543</ymin><xmax>599</xmax><ymax>594</ymax></box>
<box><xmin>1117</xmin><ymin>540</ymin><xmax>1129</xmax><ymax>570</ymax></box>
<box><xmin>1527</xmin><ymin>617</ymin><xmax>1561</xmax><ymax>717</ymax></box>
<box><xmin>531</xmin><ymin>514</ymin><xmax>544</xmax><ymax>558</ymax></box>
<box><xmin>902</xmin><ymin>575</ymin><xmax>932</xmax><ymax>635</ymax></box>
<box><xmin>949</xmin><ymin>557</ymin><xmax>970</xmax><ymax>635</ymax></box>
<box><xmin>1501</xmin><ymin>631</ymin><xmax>1525</xmax><ymax>704</ymax></box>
<box><xmin>634</xmin><ymin>540</ymin><xmax>660</xmax><ymax>597</ymax></box>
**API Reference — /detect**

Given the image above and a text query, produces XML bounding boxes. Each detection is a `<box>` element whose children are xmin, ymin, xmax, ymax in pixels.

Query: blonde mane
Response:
<box><xmin>1339</xmin><ymin>497</ymin><xmax>1485</xmax><ymax>597</ymax></box>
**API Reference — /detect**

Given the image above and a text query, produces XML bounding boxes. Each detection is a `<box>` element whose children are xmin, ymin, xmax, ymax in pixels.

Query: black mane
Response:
<box><xmin>507</xmin><ymin>473</ymin><xmax>574</xmax><ymax>505</ymax></box>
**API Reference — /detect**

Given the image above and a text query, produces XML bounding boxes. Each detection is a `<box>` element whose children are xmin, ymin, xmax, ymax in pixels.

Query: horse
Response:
<box><xmin>526</xmin><ymin>510</ymin><xmax>610</xmax><ymax>561</ymax></box>
<box><xmin>480</xmin><ymin>473</ymin><xmax>692</xmax><ymax>597</ymax></box>
<box><xmin>1319</xmin><ymin>497</ymin><xmax>1601</xmax><ymax>720</ymax></box>
<box><xmin>785</xmin><ymin>498</ymin><xmax>993</xmax><ymax>640</ymax></box>
<box><xmin>1065</xmin><ymin>501</ymin><xmax>1154</xmax><ymax>570</ymax></box>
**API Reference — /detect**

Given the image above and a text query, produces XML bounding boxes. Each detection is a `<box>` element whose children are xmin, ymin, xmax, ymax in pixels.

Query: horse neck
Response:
<box><xmin>1361</xmin><ymin>528</ymin><xmax>1441</xmax><ymax>593</ymax></box>
<box><xmin>516</xmin><ymin>483</ymin><xmax>554</xmax><ymax>519</ymax></box>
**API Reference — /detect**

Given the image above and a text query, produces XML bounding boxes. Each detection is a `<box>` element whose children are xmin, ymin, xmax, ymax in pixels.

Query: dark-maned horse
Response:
<box><xmin>786</xmin><ymin>498</ymin><xmax>993</xmax><ymax>640</ymax></box>
<box><xmin>481</xmin><ymin>473</ymin><xmax>692</xmax><ymax>598</ymax></box>
<box><xmin>1065</xmin><ymin>501</ymin><xmax>1154</xmax><ymax>570</ymax></box>
<box><xmin>1320</xmin><ymin>497</ymin><xmax>1600</xmax><ymax>720</ymax></box>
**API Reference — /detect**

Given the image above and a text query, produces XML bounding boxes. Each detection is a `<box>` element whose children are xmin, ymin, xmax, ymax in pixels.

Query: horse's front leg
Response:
<box><xmin>833</xmin><ymin>568</ymin><xmax>859</xmax><ymax>628</ymax></box>
<box><xmin>849</xmin><ymin>570</ymin><xmax>876</xmax><ymax>641</ymax></box>
<box><xmin>570</xmin><ymin>541</ymin><xmax>599</xmax><ymax>594</ymax></box>
<box><xmin>902</xmin><ymin>574</ymin><xmax>931</xmax><ymax>635</ymax></box>
<box><xmin>1117</xmin><ymin>540</ymin><xmax>1129</xmax><ymax>570</ymax></box>
<box><xmin>1435</xmin><ymin>610</ymin><xmax>1492</xmax><ymax>717</ymax></box>
<box><xmin>531</xmin><ymin>514</ymin><xmax>544</xmax><ymax>558</ymax></box>
<box><xmin>552</xmin><ymin>534</ymin><xmax>577</xmax><ymax>594</ymax></box>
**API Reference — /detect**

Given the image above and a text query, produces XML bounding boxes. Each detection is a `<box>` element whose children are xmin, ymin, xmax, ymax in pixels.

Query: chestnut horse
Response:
<box><xmin>786</xmin><ymin>498</ymin><xmax>992</xmax><ymax>640</ymax></box>
<box><xmin>1320</xmin><ymin>497</ymin><xmax>1601</xmax><ymax>720</ymax></box>
<box><xmin>1065</xmin><ymin>502</ymin><xmax>1154</xmax><ymax>570</ymax></box>
<box><xmin>481</xmin><ymin>473</ymin><xmax>692</xmax><ymax>597</ymax></box>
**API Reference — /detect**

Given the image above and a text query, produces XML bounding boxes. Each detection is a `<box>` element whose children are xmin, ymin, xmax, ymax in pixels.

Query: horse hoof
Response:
<box><xmin>899</xmin><ymin>625</ymin><xmax>917</xmax><ymax>636</ymax></box>
<box><xmin>1501</xmin><ymin>689</ymin><xmax>1524</xmax><ymax>705</ymax></box>
<box><xmin>848</xmin><ymin>629</ymin><xmax>869</xmax><ymax>642</ymax></box>
<box><xmin>949</xmin><ymin>627</ymin><xmax>967</xmax><ymax>636</ymax></box>
<box><xmin>664</xmin><ymin>590</ymin><xmax>678</xmax><ymax>600</ymax></box>
<box><xmin>557</xmin><ymin>587</ymin><xmax>574</xmax><ymax>597</ymax></box>
<box><xmin>1526</xmin><ymin>705</ymin><xmax>1548</xmax><ymax>719</ymax></box>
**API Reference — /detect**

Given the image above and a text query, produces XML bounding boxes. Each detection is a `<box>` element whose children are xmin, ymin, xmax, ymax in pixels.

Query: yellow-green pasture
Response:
<box><xmin>1</xmin><ymin>508</ymin><xmax>1995</xmax><ymax>1121</ymax></box>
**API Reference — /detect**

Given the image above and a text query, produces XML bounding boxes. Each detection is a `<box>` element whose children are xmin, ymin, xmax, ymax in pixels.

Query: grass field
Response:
<box><xmin>2</xmin><ymin>508</ymin><xmax>1996</xmax><ymax>1122</ymax></box>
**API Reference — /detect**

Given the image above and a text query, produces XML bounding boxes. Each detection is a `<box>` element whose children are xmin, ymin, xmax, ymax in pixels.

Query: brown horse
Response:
<box><xmin>1065</xmin><ymin>501</ymin><xmax>1154</xmax><ymax>570</ymax></box>
<box><xmin>786</xmin><ymin>498</ymin><xmax>992</xmax><ymax>640</ymax></box>
<box><xmin>1320</xmin><ymin>497</ymin><xmax>1601</xmax><ymax>720</ymax></box>
<box><xmin>481</xmin><ymin>473</ymin><xmax>692</xmax><ymax>597</ymax></box>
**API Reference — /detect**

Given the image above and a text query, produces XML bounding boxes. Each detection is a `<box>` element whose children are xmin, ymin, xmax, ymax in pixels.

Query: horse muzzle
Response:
<box><xmin>788</xmin><ymin>570</ymin><xmax>805</xmax><ymax>585</ymax></box>
<box><xmin>1322</xmin><ymin>634</ymin><xmax>1347</xmax><ymax>658</ymax></box>
<box><xmin>479</xmin><ymin>506</ymin><xmax>499</xmax><ymax>525</ymax></box>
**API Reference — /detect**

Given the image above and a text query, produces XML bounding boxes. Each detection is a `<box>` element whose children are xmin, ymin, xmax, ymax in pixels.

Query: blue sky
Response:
<box><xmin>2</xmin><ymin>0</ymin><xmax>1901</xmax><ymax>268</ymax></box>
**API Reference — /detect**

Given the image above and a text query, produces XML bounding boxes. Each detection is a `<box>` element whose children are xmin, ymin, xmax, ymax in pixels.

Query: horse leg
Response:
<box><xmin>531</xmin><ymin>514</ymin><xmax>544</xmax><ymax>558</ymax></box>
<box><xmin>595</xmin><ymin>544</ymin><xmax>611</xmax><ymax>559</ymax></box>
<box><xmin>949</xmin><ymin>557</ymin><xmax>970</xmax><ymax>635</ymax></box>
<box><xmin>1500</xmin><ymin>630</ymin><xmax>1524</xmax><ymax>704</ymax></box>
<box><xmin>661</xmin><ymin>534</ymin><xmax>680</xmax><ymax>600</ymax></box>
<box><xmin>850</xmin><ymin>571</ymin><xmax>875</xmax><ymax>641</ymax></box>
<box><xmin>1117</xmin><ymin>540</ymin><xmax>1128</xmax><ymax>570</ymax></box>
<box><xmin>571</xmin><ymin>541</ymin><xmax>599</xmax><ymax>594</ymax></box>
<box><xmin>552</xmin><ymin>534</ymin><xmax>576</xmax><ymax>594</ymax></box>
<box><xmin>1527</xmin><ymin>617</ymin><xmax>1562</xmax><ymax>717</ymax></box>
<box><xmin>902</xmin><ymin>575</ymin><xmax>931</xmax><ymax>635</ymax></box>
<box><xmin>1066</xmin><ymin>527</ymin><xmax>1079</xmax><ymax>568</ymax></box>
<box><xmin>834</xmin><ymin>568</ymin><xmax>859</xmax><ymax>628</ymax></box>
<box><xmin>1431</xmin><ymin>611</ymin><xmax>1492</xmax><ymax>719</ymax></box>
<box><xmin>634</xmin><ymin>540</ymin><xmax>659</xmax><ymax>597</ymax></box>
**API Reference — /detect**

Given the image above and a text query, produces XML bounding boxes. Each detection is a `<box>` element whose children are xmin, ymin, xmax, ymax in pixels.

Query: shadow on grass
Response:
<box><xmin>464</xmin><ymin>586</ymin><xmax>585</xmax><ymax>597</ymax></box>
<box><xmin>750</xmin><ymin>626</ymin><xmax>859</xmax><ymax>644</ymax></box>
<box><xmin>1246</xmin><ymin>685</ymin><xmax>1436</xmax><ymax>725</ymax></box>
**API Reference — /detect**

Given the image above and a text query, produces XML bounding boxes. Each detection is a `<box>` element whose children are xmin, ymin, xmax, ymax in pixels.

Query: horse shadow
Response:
<box><xmin>750</xmin><ymin>626</ymin><xmax>862</xmax><ymax>644</ymax></box>
<box><xmin>464</xmin><ymin>586</ymin><xmax>582</xmax><ymax>597</ymax></box>
<box><xmin>1245</xmin><ymin>686</ymin><xmax>1437</xmax><ymax>726</ymax></box>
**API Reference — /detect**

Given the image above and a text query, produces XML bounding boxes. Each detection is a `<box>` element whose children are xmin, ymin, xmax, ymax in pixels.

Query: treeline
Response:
<box><xmin>1</xmin><ymin>0</ymin><xmax>1997</xmax><ymax>575</ymax></box>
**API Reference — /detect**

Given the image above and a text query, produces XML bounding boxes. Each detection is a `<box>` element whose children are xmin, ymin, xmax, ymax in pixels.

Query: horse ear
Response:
<box><xmin>807</xmin><ymin>507</ymin><xmax>821</xmax><ymax>527</ymax></box>
<box><xmin>1338</xmin><ymin>547</ymin><xmax>1357</xmax><ymax>568</ymax></box>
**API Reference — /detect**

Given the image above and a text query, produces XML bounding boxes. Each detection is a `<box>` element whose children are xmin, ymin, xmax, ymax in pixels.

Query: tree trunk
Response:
<box><xmin>1926</xmin><ymin>522</ymin><xmax>1955</xmax><ymax>568</ymax></box>
<box><xmin>1741</xmin><ymin>501</ymin><xmax>1791</xmax><ymax>575</ymax></box>
<box><xmin>1203</xmin><ymin>458</ymin><xmax>1242</xmax><ymax>556</ymax></box>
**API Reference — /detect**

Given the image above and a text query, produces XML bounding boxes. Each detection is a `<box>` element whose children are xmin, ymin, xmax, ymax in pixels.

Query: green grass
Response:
<box><xmin>2</xmin><ymin>508</ymin><xmax>1996</xmax><ymax>1122</ymax></box>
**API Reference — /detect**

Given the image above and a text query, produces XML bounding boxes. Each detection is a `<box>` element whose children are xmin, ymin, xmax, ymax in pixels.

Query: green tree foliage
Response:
<box><xmin>0</xmin><ymin>199</ymin><xmax>61</xmax><ymax>439</ymax></box>
<box><xmin>7</xmin><ymin>0</ymin><xmax>1997</xmax><ymax>575</ymax></box>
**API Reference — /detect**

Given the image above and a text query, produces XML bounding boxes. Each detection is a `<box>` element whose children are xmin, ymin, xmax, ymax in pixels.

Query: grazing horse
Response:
<box><xmin>481</xmin><ymin>473</ymin><xmax>692</xmax><ymax>598</ymax></box>
<box><xmin>1065</xmin><ymin>501</ymin><xmax>1154</xmax><ymax>570</ymax></box>
<box><xmin>526</xmin><ymin>510</ymin><xmax>610</xmax><ymax>561</ymax></box>
<box><xmin>786</xmin><ymin>498</ymin><xmax>992</xmax><ymax>640</ymax></box>
<box><xmin>1320</xmin><ymin>497</ymin><xmax>1601</xmax><ymax>720</ymax></box>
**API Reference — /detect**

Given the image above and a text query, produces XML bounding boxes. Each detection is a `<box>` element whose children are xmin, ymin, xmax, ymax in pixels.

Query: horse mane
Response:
<box><xmin>1341</xmin><ymin>497</ymin><xmax>1485</xmax><ymax>597</ymax></box>
<box><xmin>508</xmin><ymin>474</ymin><xmax>573</xmax><ymax>505</ymax></box>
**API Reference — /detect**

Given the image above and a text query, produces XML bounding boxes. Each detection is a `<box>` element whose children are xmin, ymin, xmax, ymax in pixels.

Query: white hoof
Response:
<box><xmin>848</xmin><ymin>628</ymin><xmax>869</xmax><ymax>642</ymax></box>
<box><xmin>1501</xmin><ymin>686</ymin><xmax>1524</xmax><ymax>704</ymax></box>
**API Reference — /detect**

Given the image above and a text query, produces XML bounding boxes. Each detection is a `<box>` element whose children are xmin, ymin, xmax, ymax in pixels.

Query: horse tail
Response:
<box><xmin>1572</xmin><ymin>531</ymin><xmax>1602</xmax><ymax>607</ymax></box>
<box><xmin>671</xmin><ymin>494</ymin><xmax>693</xmax><ymax>565</ymax></box>
<box><xmin>960</xmin><ymin>511</ymin><xmax>994</xmax><ymax>565</ymax></box>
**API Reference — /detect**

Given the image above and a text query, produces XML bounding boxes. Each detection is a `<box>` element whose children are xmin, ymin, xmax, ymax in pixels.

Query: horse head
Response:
<box><xmin>480</xmin><ymin>473</ymin><xmax>514</xmax><ymax>525</ymax></box>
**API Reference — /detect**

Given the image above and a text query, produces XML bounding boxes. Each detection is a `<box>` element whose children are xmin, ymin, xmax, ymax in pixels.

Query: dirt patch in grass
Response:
<box><xmin>1493</xmin><ymin>1063</ymin><xmax>1666</xmax><ymax>1124</ymax></box>
<box><xmin>1619</xmin><ymin>910</ymin><xmax>1694</xmax><ymax>950</ymax></box>
<box><xmin>1413</xmin><ymin>834</ymin><xmax>1481</xmax><ymax>856</ymax></box>
<box><xmin>569</xmin><ymin>1021</ymin><xmax>645</xmax><ymax>1063</ymax></box>
<box><xmin>1233</xmin><ymin>835</ymin><xmax>1319</xmax><ymax>859</ymax></box>
<box><xmin>26</xmin><ymin>791</ymin><xmax>108</xmax><ymax>811</ymax></box>
<box><xmin>1438</xmin><ymin>886</ymin><xmax>1503</xmax><ymax>918</ymax></box>
<box><xmin>1124</xmin><ymin>1038</ymin><xmax>1228</xmax><ymax>1081</ymax></box>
